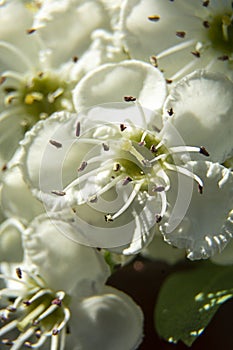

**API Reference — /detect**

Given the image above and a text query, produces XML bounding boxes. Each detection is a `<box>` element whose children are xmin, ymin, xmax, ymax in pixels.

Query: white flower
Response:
<box><xmin>0</xmin><ymin>0</ymin><xmax>125</xmax><ymax>169</ymax></box>
<box><xmin>0</xmin><ymin>214</ymin><xmax>143</xmax><ymax>350</ymax></box>
<box><xmin>120</xmin><ymin>0</ymin><xmax>233</xmax><ymax>81</ymax></box>
<box><xmin>16</xmin><ymin>106</ymin><xmax>209</xmax><ymax>257</ymax></box>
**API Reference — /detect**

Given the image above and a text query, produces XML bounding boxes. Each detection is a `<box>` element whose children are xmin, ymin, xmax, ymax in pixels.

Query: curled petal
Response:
<box><xmin>71</xmin><ymin>286</ymin><xmax>143</xmax><ymax>350</ymax></box>
<box><xmin>23</xmin><ymin>213</ymin><xmax>110</xmax><ymax>293</ymax></box>
<box><xmin>163</xmin><ymin>70</ymin><xmax>233</xmax><ymax>163</ymax></box>
<box><xmin>160</xmin><ymin>161</ymin><xmax>233</xmax><ymax>260</ymax></box>
<box><xmin>73</xmin><ymin>60</ymin><xmax>167</xmax><ymax>114</ymax></box>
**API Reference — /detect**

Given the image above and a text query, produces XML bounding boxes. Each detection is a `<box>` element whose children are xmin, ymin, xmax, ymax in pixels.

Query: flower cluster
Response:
<box><xmin>0</xmin><ymin>0</ymin><xmax>233</xmax><ymax>349</ymax></box>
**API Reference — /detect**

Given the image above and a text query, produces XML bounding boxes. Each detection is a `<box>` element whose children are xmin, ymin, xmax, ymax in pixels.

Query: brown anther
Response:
<box><xmin>124</xmin><ymin>96</ymin><xmax>136</xmax><ymax>102</ymax></box>
<box><xmin>24</xmin><ymin>341</ymin><xmax>32</xmax><ymax>348</ymax></box>
<box><xmin>113</xmin><ymin>163</ymin><xmax>121</xmax><ymax>171</ymax></box>
<box><xmin>76</xmin><ymin>121</ymin><xmax>81</xmax><ymax>137</ymax></box>
<box><xmin>155</xmin><ymin>214</ymin><xmax>162</xmax><ymax>223</ymax></box>
<box><xmin>35</xmin><ymin>329</ymin><xmax>42</xmax><ymax>339</ymax></box>
<box><xmin>26</xmin><ymin>28</ymin><xmax>36</xmax><ymax>34</ymax></box>
<box><xmin>51</xmin><ymin>298</ymin><xmax>62</xmax><ymax>307</ymax></box>
<box><xmin>51</xmin><ymin>190</ymin><xmax>66</xmax><ymax>196</ymax></box>
<box><xmin>23</xmin><ymin>300</ymin><xmax>31</xmax><ymax>306</ymax></box>
<box><xmin>203</xmin><ymin>20</ymin><xmax>210</xmax><ymax>28</ymax></box>
<box><xmin>148</xmin><ymin>15</ymin><xmax>160</xmax><ymax>22</ymax></box>
<box><xmin>120</xmin><ymin>123</ymin><xmax>127</xmax><ymax>131</ymax></box>
<box><xmin>152</xmin><ymin>186</ymin><xmax>165</xmax><ymax>193</ymax></box>
<box><xmin>102</xmin><ymin>143</ymin><xmax>109</xmax><ymax>151</ymax></box>
<box><xmin>167</xmin><ymin>107</ymin><xmax>174</xmax><ymax>116</ymax></box>
<box><xmin>138</xmin><ymin>141</ymin><xmax>145</xmax><ymax>146</ymax></box>
<box><xmin>52</xmin><ymin>329</ymin><xmax>59</xmax><ymax>335</ymax></box>
<box><xmin>72</xmin><ymin>56</ymin><xmax>78</xmax><ymax>63</ymax></box>
<box><xmin>150</xmin><ymin>55</ymin><xmax>158</xmax><ymax>67</ymax></box>
<box><xmin>198</xmin><ymin>184</ymin><xmax>203</xmax><ymax>194</ymax></box>
<box><xmin>2</xmin><ymin>163</ymin><xmax>7</xmax><ymax>171</ymax></box>
<box><xmin>72</xmin><ymin>208</ymin><xmax>76</xmax><ymax>213</ymax></box>
<box><xmin>176</xmin><ymin>31</ymin><xmax>186</xmax><ymax>38</ymax></box>
<box><xmin>0</xmin><ymin>76</ymin><xmax>6</xmax><ymax>84</ymax></box>
<box><xmin>218</xmin><ymin>55</ymin><xmax>229</xmax><ymax>61</ymax></box>
<box><xmin>202</xmin><ymin>0</ymin><xmax>209</xmax><ymax>7</ymax></box>
<box><xmin>199</xmin><ymin>146</ymin><xmax>209</xmax><ymax>157</ymax></box>
<box><xmin>49</xmin><ymin>139</ymin><xmax>62</xmax><ymax>148</ymax></box>
<box><xmin>16</xmin><ymin>267</ymin><xmax>22</xmax><ymax>279</ymax></box>
<box><xmin>150</xmin><ymin>144</ymin><xmax>157</xmax><ymax>153</ymax></box>
<box><xmin>104</xmin><ymin>214</ymin><xmax>113</xmax><ymax>222</ymax></box>
<box><xmin>89</xmin><ymin>195</ymin><xmax>98</xmax><ymax>203</ymax></box>
<box><xmin>78</xmin><ymin>161</ymin><xmax>88</xmax><ymax>172</ymax></box>
<box><xmin>37</xmin><ymin>71</ymin><xmax>44</xmax><ymax>78</ymax></box>
<box><xmin>2</xmin><ymin>339</ymin><xmax>14</xmax><ymax>345</ymax></box>
<box><xmin>191</xmin><ymin>50</ymin><xmax>201</xmax><ymax>58</ymax></box>
<box><xmin>6</xmin><ymin>306</ymin><xmax>16</xmax><ymax>312</ymax></box>
<box><xmin>166</xmin><ymin>79</ymin><xmax>173</xmax><ymax>84</ymax></box>
<box><xmin>122</xmin><ymin>176</ymin><xmax>133</xmax><ymax>185</ymax></box>
<box><xmin>96</xmin><ymin>247</ymin><xmax>102</xmax><ymax>251</ymax></box>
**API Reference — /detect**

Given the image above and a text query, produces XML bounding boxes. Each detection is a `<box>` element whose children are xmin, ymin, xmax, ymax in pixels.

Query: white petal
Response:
<box><xmin>0</xmin><ymin>218</ymin><xmax>24</xmax><ymax>263</ymax></box>
<box><xmin>160</xmin><ymin>161</ymin><xmax>233</xmax><ymax>260</ymax></box>
<box><xmin>33</xmin><ymin>0</ymin><xmax>111</xmax><ymax>66</ymax></box>
<box><xmin>142</xmin><ymin>232</ymin><xmax>186</xmax><ymax>265</ymax></box>
<box><xmin>23</xmin><ymin>213</ymin><xmax>110</xmax><ymax>293</ymax></box>
<box><xmin>73</xmin><ymin>59</ymin><xmax>167</xmax><ymax>113</ymax></box>
<box><xmin>211</xmin><ymin>223</ymin><xmax>233</xmax><ymax>265</ymax></box>
<box><xmin>70</xmin><ymin>286</ymin><xmax>143</xmax><ymax>350</ymax></box>
<box><xmin>18</xmin><ymin>111</ymin><xmax>85</xmax><ymax>209</ymax></box>
<box><xmin>1</xmin><ymin>165</ymin><xmax>44</xmax><ymax>222</ymax></box>
<box><xmin>163</xmin><ymin>70</ymin><xmax>233</xmax><ymax>163</ymax></box>
<box><xmin>120</xmin><ymin>0</ymin><xmax>201</xmax><ymax>77</ymax></box>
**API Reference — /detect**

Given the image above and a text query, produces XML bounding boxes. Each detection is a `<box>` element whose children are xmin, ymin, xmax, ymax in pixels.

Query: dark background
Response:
<box><xmin>108</xmin><ymin>257</ymin><xmax>233</xmax><ymax>350</ymax></box>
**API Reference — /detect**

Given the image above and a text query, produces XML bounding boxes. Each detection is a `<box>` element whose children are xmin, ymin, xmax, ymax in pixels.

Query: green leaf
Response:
<box><xmin>155</xmin><ymin>261</ymin><xmax>233</xmax><ymax>346</ymax></box>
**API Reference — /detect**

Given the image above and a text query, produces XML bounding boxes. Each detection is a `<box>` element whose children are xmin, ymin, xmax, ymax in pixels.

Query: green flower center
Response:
<box><xmin>3</xmin><ymin>71</ymin><xmax>73</xmax><ymax>132</ymax></box>
<box><xmin>207</xmin><ymin>13</ymin><xmax>233</xmax><ymax>53</ymax></box>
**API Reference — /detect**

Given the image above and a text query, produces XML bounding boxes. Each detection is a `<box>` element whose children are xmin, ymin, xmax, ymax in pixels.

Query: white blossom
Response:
<box><xmin>120</xmin><ymin>0</ymin><xmax>233</xmax><ymax>81</ymax></box>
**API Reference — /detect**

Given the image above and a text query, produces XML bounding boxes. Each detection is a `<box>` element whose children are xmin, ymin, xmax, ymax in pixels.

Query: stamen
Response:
<box><xmin>88</xmin><ymin>174</ymin><xmax>124</xmax><ymax>202</ymax></box>
<box><xmin>16</xmin><ymin>267</ymin><xmax>22</xmax><ymax>279</ymax></box>
<box><xmin>76</xmin><ymin>121</ymin><xmax>81</xmax><ymax>137</ymax></box>
<box><xmin>24</xmin><ymin>335</ymin><xmax>47</xmax><ymax>349</ymax></box>
<box><xmin>51</xmin><ymin>191</ymin><xmax>66</xmax><ymax>196</ymax></box>
<box><xmin>0</xmin><ymin>320</ymin><xmax>18</xmax><ymax>337</ymax></box>
<box><xmin>120</xmin><ymin>123</ymin><xmax>127</xmax><ymax>131</ymax></box>
<box><xmin>52</xmin><ymin>308</ymin><xmax>70</xmax><ymax>335</ymax></box>
<box><xmin>170</xmin><ymin>59</ymin><xmax>198</xmax><ymax>81</ymax></box>
<box><xmin>25</xmin><ymin>92</ymin><xmax>43</xmax><ymax>104</ymax></box>
<box><xmin>34</xmin><ymin>304</ymin><xmax>59</xmax><ymax>324</ymax></box>
<box><xmin>148</xmin><ymin>15</ymin><xmax>160</xmax><ymax>22</ymax></box>
<box><xmin>164</xmin><ymin>162</ymin><xmax>204</xmax><ymax>189</ymax></box>
<box><xmin>111</xmin><ymin>182</ymin><xmax>142</xmax><ymax>220</ymax></box>
<box><xmin>0</xmin><ymin>41</ymin><xmax>33</xmax><ymax>69</ymax></box>
<box><xmin>176</xmin><ymin>31</ymin><xmax>186</xmax><ymax>38</ymax></box>
<box><xmin>24</xmin><ymin>289</ymin><xmax>51</xmax><ymax>306</ymax></box>
<box><xmin>222</xmin><ymin>15</ymin><xmax>231</xmax><ymax>41</ymax></box>
<box><xmin>102</xmin><ymin>143</ymin><xmax>109</xmax><ymax>151</ymax></box>
<box><xmin>1</xmin><ymin>70</ymin><xmax>23</xmax><ymax>82</ymax></box>
<box><xmin>123</xmin><ymin>96</ymin><xmax>136</xmax><ymax>102</ymax></box>
<box><xmin>59</xmin><ymin>328</ymin><xmax>67</xmax><ymax>350</ymax></box>
<box><xmin>156</xmin><ymin>39</ymin><xmax>196</xmax><ymax>59</ymax></box>
<box><xmin>64</xmin><ymin>162</ymin><xmax>112</xmax><ymax>191</ymax></box>
<box><xmin>49</xmin><ymin>140</ymin><xmax>62</xmax><ymax>149</ymax></box>
<box><xmin>48</xmin><ymin>88</ymin><xmax>64</xmax><ymax>103</ymax></box>
<box><xmin>122</xmin><ymin>176</ymin><xmax>133</xmax><ymax>186</ymax></box>
<box><xmin>50</xmin><ymin>333</ymin><xmax>59</xmax><ymax>350</ymax></box>
<box><xmin>77</xmin><ymin>161</ymin><xmax>88</xmax><ymax>172</ymax></box>
<box><xmin>10</xmin><ymin>327</ymin><xmax>35</xmax><ymax>350</ymax></box>
<box><xmin>169</xmin><ymin>145</ymin><xmax>209</xmax><ymax>156</ymax></box>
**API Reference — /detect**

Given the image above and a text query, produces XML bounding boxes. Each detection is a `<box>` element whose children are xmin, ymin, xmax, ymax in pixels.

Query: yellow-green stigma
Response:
<box><xmin>207</xmin><ymin>13</ymin><xmax>233</xmax><ymax>53</ymax></box>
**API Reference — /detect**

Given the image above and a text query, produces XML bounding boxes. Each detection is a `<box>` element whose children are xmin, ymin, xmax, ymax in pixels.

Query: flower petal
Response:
<box><xmin>162</xmin><ymin>70</ymin><xmax>233</xmax><ymax>163</ymax></box>
<box><xmin>160</xmin><ymin>161</ymin><xmax>233</xmax><ymax>260</ymax></box>
<box><xmin>70</xmin><ymin>286</ymin><xmax>143</xmax><ymax>350</ymax></box>
<box><xmin>73</xmin><ymin>60</ymin><xmax>167</xmax><ymax>114</ymax></box>
<box><xmin>23</xmin><ymin>213</ymin><xmax>110</xmax><ymax>293</ymax></box>
<box><xmin>1</xmin><ymin>165</ymin><xmax>44</xmax><ymax>222</ymax></box>
<box><xmin>33</xmin><ymin>0</ymin><xmax>111</xmax><ymax>66</ymax></box>
<box><xmin>0</xmin><ymin>218</ymin><xmax>24</xmax><ymax>263</ymax></box>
